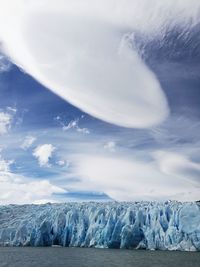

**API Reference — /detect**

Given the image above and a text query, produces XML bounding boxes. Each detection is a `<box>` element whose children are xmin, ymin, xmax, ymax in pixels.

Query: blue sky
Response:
<box><xmin>0</xmin><ymin>0</ymin><xmax>200</xmax><ymax>204</ymax></box>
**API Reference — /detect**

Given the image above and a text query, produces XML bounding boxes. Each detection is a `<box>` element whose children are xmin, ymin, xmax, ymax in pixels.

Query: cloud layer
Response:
<box><xmin>69</xmin><ymin>153</ymin><xmax>200</xmax><ymax>202</ymax></box>
<box><xmin>0</xmin><ymin>0</ymin><xmax>175</xmax><ymax>128</ymax></box>
<box><xmin>0</xmin><ymin>1</ymin><xmax>200</xmax><ymax>203</ymax></box>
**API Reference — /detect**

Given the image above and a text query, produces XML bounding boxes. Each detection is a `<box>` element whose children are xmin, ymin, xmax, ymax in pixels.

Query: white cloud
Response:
<box><xmin>33</xmin><ymin>144</ymin><xmax>55</xmax><ymax>167</ymax></box>
<box><xmin>0</xmin><ymin>0</ymin><xmax>177</xmax><ymax>128</ymax></box>
<box><xmin>56</xmin><ymin>160</ymin><xmax>69</xmax><ymax>167</ymax></box>
<box><xmin>0</xmin><ymin>156</ymin><xmax>13</xmax><ymax>172</ymax></box>
<box><xmin>57</xmin><ymin>160</ymin><xmax>64</xmax><ymax>166</ymax></box>
<box><xmin>153</xmin><ymin>151</ymin><xmax>200</xmax><ymax>184</ymax></box>
<box><xmin>0</xmin><ymin>53</ymin><xmax>12</xmax><ymax>72</ymax></box>
<box><xmin>76</xmin><ymin>127</ymin><xmax>90</xmax><ymax>134</ymax></box>
<box><xmin>0</xmin><ymin>172</ymin><xmax>65</xmax><ymax>204</ymax></box>
<box><xmin>104</xmin><ymin>141</ymin><xmax>116</xmax><ymax>152</ymax></box>
<box><xmin>0</xmin><ymin>154</ymin><xmax>65</xmax><ymax>204</ymax></box>
<box><xmin>62</xmin><ymin>119</ymin><xmax>78</xmax><ymax>131</ymax></box>
<box><xmin>68</xmin><ymin>153</ymin><xmax>200</xmax><ymax>202</ymax></box>
<box><xmin>0</xmin><ymin>107</ymin><xmax>17</xmax><ymax>135</ymax></box>
<box><xmin>0</xmin><ymin>111</ymin><xmax>12</xmax><ymax>135</ymax></box>
<box><xmin>1</xmin><ymin>1</ymin><xmax>200</xmax><ymax>203</ymax></box>
<box><xmin>21</xmin><ymin>135</ymin><xmax>36</xmax><ymax>150</ymax></box>
<box><xmin>62</xmin><ymin>118</ymin><xmax>90</xmax><ymax>134</ymax></box>
<box><xmin>6</xmin><ymin>106</ymin><xmax>17</xmax><ymax>113</ymax></box>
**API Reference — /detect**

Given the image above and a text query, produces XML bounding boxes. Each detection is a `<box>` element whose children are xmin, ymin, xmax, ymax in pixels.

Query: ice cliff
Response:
<box><xmin>0</xmin><ymin>201</ymin><xmax>200</xmax><ymax>251</ymax></box>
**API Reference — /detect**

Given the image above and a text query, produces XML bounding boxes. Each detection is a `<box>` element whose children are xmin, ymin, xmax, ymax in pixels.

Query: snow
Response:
<box><xmin>0</xmin><ymin>201</ymin><xmax>199</xmax><ymax>250</ymax></box>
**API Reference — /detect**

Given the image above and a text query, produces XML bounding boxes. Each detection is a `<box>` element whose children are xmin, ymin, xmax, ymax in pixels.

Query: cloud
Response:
<box><xmin>6</xmin><ymin>106</ymin><xmax>17</xmax><ymax>113</ymax></box>
<box><xmin>0</xmin><ymin>0</ymin><xmax>176</xmax><ymax>128</ymax></box>
<box><xmin>0</xmin><ymin>155</ymin><xmax>13</xmax><ymax>172</ymax></box>
<box><xmin>67</xmin><ymin>153</ymin><xmax>200</xmax><ymax>202</ymax></box>
<box><xmin>153</xmin><ymin>151</ymin><xmax>200</xmax><ymax>184</ymax></box>
<box><xmin>57</xmin><ymin>117</ymin><xmax>90</xmax><ymax>134</ymax></box>
<box><xmin>0</xmin><ymin>154</ymin><xmax>65</xmax><ymax>204</ymax></box>
<box><xmin>1</xmin><ymin>117</ymin><xmax>199</xmax><ymax>202</ymax></box>
<box><xmin>56</xmin><ymin>160</ymin><xmax>69</xmax><ymax>167</ymax></box>
<box><xmin>0</xmin><ymin>107</ymin><xmax>17</xmax><ymax>135</ymax></box>
<box><xmin>21</xmin><ymin>135</ymin><xmax>36</xmax><ymax>150</ymax></box>
<box><xmin>0</xmin><ymin>111</ymin><xmax>12</xmax><ymax>135</ymax></box>
<box><xmin>0</xmin><ymin>172</ymin><xmax>65</xmax><ymax>204</ymax></box>
<box><xmin>56</xmin><ymin>160</ymin><xmax>65</xmax><ymax>166</ymax></box>
<box><xmin>24</xmin><ymin>124</ymin><xmax>199</xmax><ymax>202</ymax></box>
<box><xmin>104</xmin><ymin>141</ymin><xmax>116</xmax><ymax>152</ymax></box>
<box><xmin>33</xmin><ymin>144</ymin><xmax>55</xmax><ymax>167</ymax></box>
<box><xmin>76</xmin><ymin>127</ymin><xmax>90</xmax><ymax>134</ymax></box>
<box><xmin>0</xmin><ymin>53</ymin><xmax>12</xmax><ymax>73</ymax></box>
<box><xmin>61</xmin><ymin>119</ymin><xmax>78</xmax><ymax>131</ymax></box>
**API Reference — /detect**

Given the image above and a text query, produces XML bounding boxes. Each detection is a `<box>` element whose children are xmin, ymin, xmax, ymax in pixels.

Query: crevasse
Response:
<box><xmin>0</xmin><ymin>201</ymin><xmax>199</xmax><ymax>251</ymax></box>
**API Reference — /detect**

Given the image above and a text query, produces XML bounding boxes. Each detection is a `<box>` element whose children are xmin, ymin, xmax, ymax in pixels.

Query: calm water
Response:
<box><xmin>0</xmin><ymin>247</ymin><xmax>199</xmax><ymax>267</ymax></box>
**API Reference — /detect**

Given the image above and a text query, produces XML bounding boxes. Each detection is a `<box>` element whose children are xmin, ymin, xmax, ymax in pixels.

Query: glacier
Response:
<box><xmin>0</xmin><ymin>201</ymin><xmax>200</xmax><ymax>251</ymax></box>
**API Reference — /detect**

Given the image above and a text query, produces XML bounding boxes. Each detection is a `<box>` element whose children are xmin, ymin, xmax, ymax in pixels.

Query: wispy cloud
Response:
<box><xmin>1</xmin><ymin>119</ymin><xmax>200</xmax><ymax>202</ymax></box>
<box><xmin>0</xmin><ymin>155</ymin><xmax>13</xmax><ymax>172</ymax></box>
<box><xmin>56</xmin><ymin>116</ymin><xmax>90</xmax><ymax>134</ymax></box>
<box><xmin>0</xmin><ymin>53</ymin><xmax>12</xmax><ymax>73</ymax></box>
<box><xmin>0</xmin><ymin>107</ymin><xmax>16</xmax><ymax>135</ymax></box>
<box><xmin>103</xmin><ymin>141</ymin><xmax>116</xmax><ymax>152</ymax></box>
<box><xmin>0</xmin><ymin>112</ymin><xmax>12</xmax><ymax>135</ymax></box>
<box><xmin>21</xmin><ymin>135</ymin><xmax>36</xmax><ymax>150</ymax></box>
<box><xmin>56</xmin><ymin>160</ymin><xmax>69</xmax><ymax>167</ymax></box>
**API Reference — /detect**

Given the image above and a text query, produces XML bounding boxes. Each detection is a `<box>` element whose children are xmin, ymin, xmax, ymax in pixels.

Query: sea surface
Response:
<box><xmin>0</xmin><ymin>247</ymin><xmax>199</xmax><ymax>267</ymax></box>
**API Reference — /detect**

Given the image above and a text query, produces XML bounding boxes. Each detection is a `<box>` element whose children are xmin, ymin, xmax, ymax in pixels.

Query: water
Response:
<box><xmin>0</xmin><ymin>247</ymin><xmax>199</xmax><ymax>267</ymax></box>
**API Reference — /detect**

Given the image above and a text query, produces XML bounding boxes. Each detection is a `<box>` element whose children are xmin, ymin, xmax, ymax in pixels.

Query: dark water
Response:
<box><xmin>0</xmin><ymin>247</ymin><xmax>199</xmax><ymax>267</ymax></box>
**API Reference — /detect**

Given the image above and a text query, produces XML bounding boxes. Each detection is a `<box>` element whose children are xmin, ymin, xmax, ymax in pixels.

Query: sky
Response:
<box><xmin>0</xmin><ymin>0</ymin><xmax>200</xmax><ymax>204</ymax></box>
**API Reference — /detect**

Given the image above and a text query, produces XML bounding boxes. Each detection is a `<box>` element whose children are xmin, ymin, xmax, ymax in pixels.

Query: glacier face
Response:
<box><xmin>0</xmin><ymin>201</ymin><xmax>200</xmax><ymax>251</ymax></box>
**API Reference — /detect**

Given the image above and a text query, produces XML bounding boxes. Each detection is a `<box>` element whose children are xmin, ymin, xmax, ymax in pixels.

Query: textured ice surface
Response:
<box><xmin>0</xmin><ymin>201</ymin><xmax>200</xmax><ymax>251</ymax></box>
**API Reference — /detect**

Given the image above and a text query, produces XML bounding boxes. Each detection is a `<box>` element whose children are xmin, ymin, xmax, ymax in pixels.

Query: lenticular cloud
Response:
<box><xmin>3</xmin><ymin>0</ymin><xmax>194</xmax><ymax>128</ymax></box>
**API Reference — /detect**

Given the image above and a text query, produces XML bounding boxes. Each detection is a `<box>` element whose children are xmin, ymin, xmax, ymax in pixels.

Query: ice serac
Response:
<box><xmin>0</xmin><ymin>201</ymin><xmax>200</xmax><ymax>251</ymax></box>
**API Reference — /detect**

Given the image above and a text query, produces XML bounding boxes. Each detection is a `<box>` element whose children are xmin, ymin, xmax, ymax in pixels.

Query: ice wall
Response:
<box><xmin>0</xmin><ymin>201</ymin><xmax>199</xmax><ymax>251</ymax></box>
